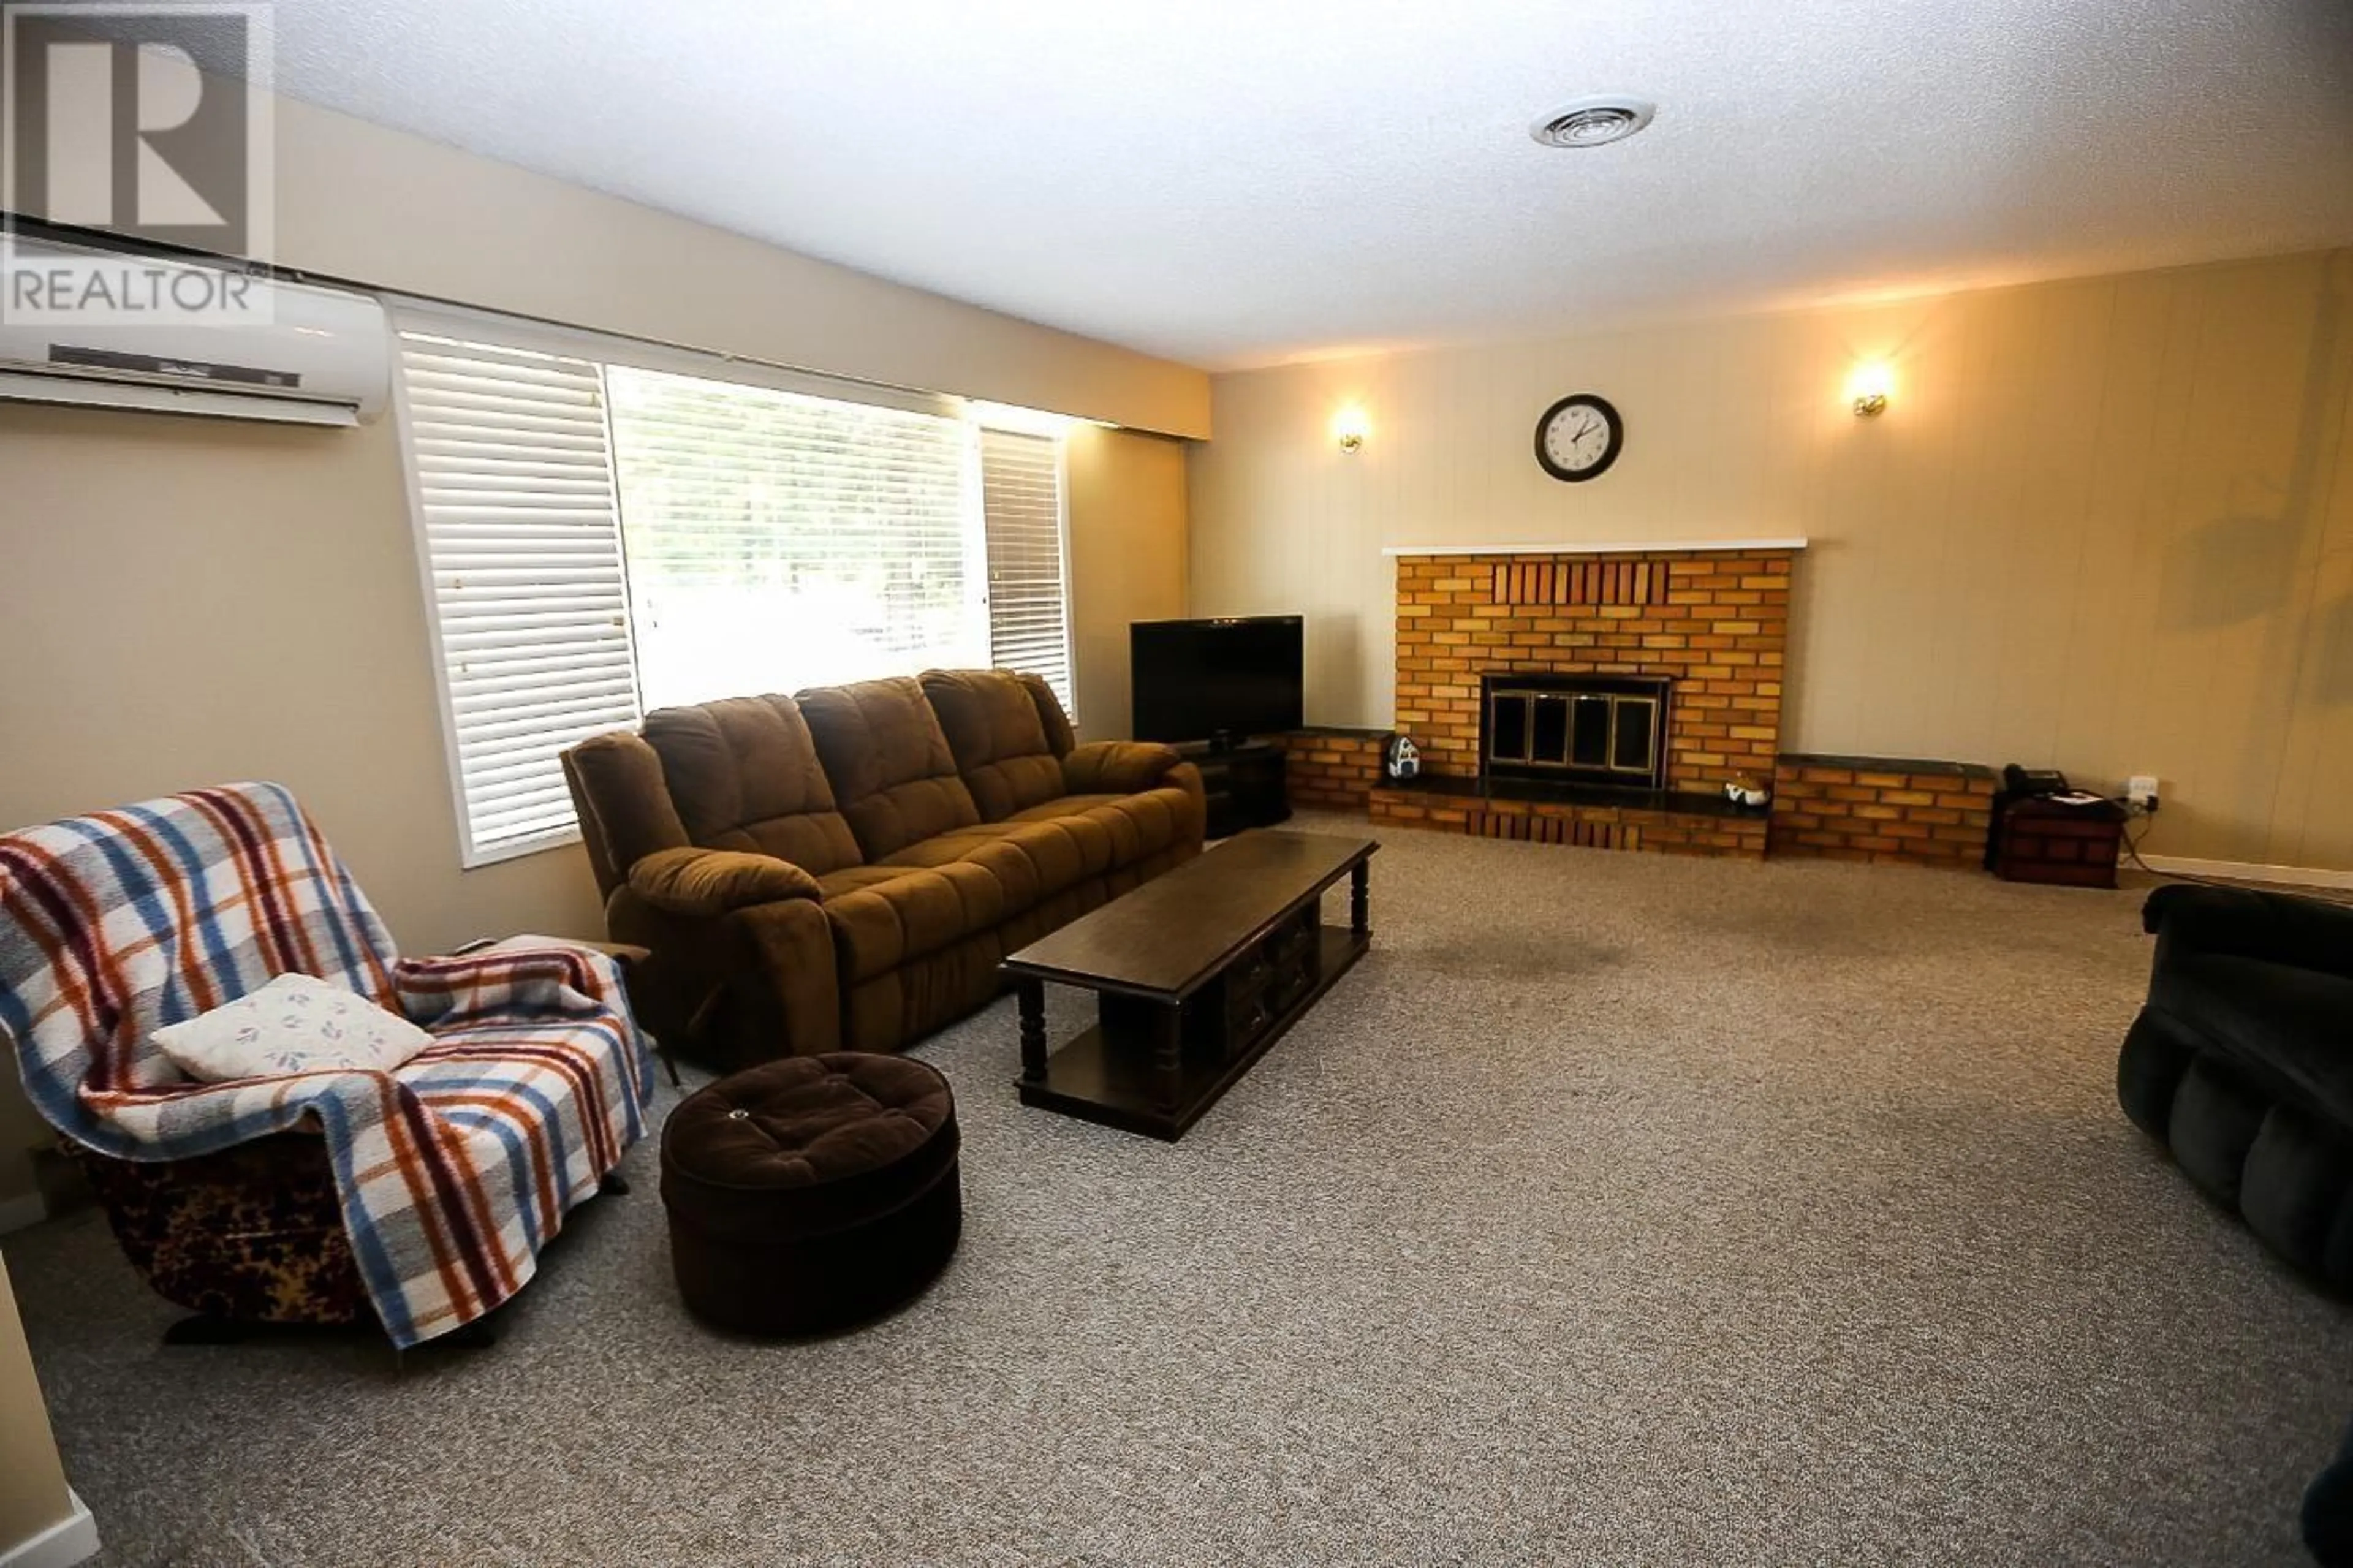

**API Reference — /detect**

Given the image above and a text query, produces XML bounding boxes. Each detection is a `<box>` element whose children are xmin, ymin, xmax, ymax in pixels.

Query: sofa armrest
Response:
<box><xmin>2143</xmin><ymin>884</ymin><xmax>2353</xmax><ymax>981</ymax></box>
<box><xmin>626</xmin><ymin>847</ymin><xmax>821</xmax><ymax>918</ymax></box>
<box><xmin>1062</xmin><ymin>739</ymin><xmax>1186</xmax><ymax>796</ymax></box>
<box><xmin>726</xmin><ymin>898</ymin><xmax>843</xmax><ymax>1059</ymax></box>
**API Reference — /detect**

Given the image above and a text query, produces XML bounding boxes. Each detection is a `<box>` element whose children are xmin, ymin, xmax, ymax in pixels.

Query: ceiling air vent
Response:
<box><xmin>1530</xmin><ymin>97</ymin><xmax>1656</xmax><ymax>148</ymax></box>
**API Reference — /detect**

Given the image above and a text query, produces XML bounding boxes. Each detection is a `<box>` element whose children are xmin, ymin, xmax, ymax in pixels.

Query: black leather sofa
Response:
<box><xmin>2118</xmin><ymin>884</ymin><xmax>2353</xmax><ymax>1287</ymax></box>
<box><xmin>2309</xmin><ymin>1418</ymin><xmax>2353</xmax><ymax>1567</ymax></box>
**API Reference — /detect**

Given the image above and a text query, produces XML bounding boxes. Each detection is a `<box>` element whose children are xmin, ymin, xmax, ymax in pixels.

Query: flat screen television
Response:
<box><xmin>1130</xmin><ymin>616</ymin><xmax>1304</xmax><ymax>745</ymax></box>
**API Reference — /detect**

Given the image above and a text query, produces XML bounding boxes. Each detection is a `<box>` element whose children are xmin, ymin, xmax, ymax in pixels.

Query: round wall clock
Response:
<box><xmin>1534</xmin><ymin>394</ymin><xmax>1623</xmax><ymax>482</ymax></box>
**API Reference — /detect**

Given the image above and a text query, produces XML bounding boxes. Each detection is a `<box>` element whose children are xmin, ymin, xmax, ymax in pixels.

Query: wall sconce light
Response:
<box><xmin>1332</xmin><ymin>406</ymin><xmax>1370</xmax><ymax>453</ymax></box>
<box><xmin>1847</xmin><ymin>362</ymin><xmax>1893</xmax><ymax>418</ymax></box>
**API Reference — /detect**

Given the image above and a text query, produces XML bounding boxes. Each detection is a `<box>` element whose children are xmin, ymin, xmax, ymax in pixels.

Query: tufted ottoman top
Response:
<box><xmin>662</xmin><ymin>1053</ymin><xmax>959</xmax><ymax>1242</ymax></box>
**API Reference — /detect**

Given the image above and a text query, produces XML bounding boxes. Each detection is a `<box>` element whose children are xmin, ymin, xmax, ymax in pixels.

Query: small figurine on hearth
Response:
<box><xmin>1724</xmin><ymin>771</ymin><xmax>1770</xmax><ymax>809</ymax></box>
<box><xmin>1384</xmin><ymin>733</ymin><xmax>1422</xmax><ymax>781</ymax></box>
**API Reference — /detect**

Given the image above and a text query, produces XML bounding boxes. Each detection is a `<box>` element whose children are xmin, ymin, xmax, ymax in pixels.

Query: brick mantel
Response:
<box><xmin>1391</xmin><ymin>545</ymin><xmax>1795</xmax><ymax>792</ymax></box>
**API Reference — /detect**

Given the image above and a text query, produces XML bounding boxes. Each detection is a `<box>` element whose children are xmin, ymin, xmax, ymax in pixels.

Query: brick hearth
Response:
<box><xmin>1368</xmin><ymin>776</ymin><xmax>1770</xmax><ymax>858</ymax></box>
<box><xmin>1273</xmin><ymin>729</ymin><xmax>1386</xmax><ymax>812</ymax></box>
<box><xmin>1768</xmin><ymin>754</ymin><xmax>1997</xmax><ymax>867</ymax></box>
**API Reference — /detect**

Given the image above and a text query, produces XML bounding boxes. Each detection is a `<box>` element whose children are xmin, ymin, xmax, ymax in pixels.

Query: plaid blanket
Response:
<box><xmin>0</xmin><ymin>782</ymin><xmax>653</xmax><ymax>1346</ymax></box>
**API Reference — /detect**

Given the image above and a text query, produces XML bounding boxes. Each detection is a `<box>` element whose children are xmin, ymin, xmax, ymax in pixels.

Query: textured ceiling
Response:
<box><xmin>230</xmin><ymin>0</ymin><xmax>2353</xmax><ymax>368</ymax></box>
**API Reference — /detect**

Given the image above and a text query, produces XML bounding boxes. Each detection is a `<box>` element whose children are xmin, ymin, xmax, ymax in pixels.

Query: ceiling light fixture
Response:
<box><xmin>1530</xmin><ymin>97</ymin><xmax>1656</xmax><ymax>149</ymax></box>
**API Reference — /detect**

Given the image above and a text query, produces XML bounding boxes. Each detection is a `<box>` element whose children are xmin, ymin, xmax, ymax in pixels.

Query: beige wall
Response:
<box><xmin>1189</xmin><ymin>249</ymin><xmax>2353</xmax><ymax>871</ymax></box>
<box><xmin>1066</xmin><ymin>426</ymin><xmax>1191</xmax><ymax>741</ymax></box>
<box><xmin>88</xmin><ymin>93</ymin><xmax>1210</xmax><ymax>438</ymax></box>
<box><xmin>0</xmin><ymin>1256</ymin><xmax>76</xmax><ymax>1556</ymax></box>
<box><xmin>0</xmin><ymin>102</ymin><xmax>1199</xmax><ymax>1210</ymax></box>
<box><xmin>0</xmin><ymin>406</ymin><xmax>597</xmax><ymax>947</ymax></box>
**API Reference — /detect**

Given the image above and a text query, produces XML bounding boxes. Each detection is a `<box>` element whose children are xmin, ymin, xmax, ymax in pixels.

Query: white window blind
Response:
<box><xmin>979</xmin><ymin>427</ymin><xmax>1073</xmax><ymax>713</ymax></box>
<box><xmin>396</xmin><ymin>331</ymin><xmax>641</xmax><ymax>865</ymax></box>
<box><xmin>604</xmin><ymin>365</ymin><xmax>986</xmax><ymax>710</ymax></box>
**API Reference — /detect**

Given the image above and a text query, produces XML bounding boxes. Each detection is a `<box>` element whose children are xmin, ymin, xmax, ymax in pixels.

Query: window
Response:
<box><xmin>605</xmin><ymin>365</ymin><xmax>983</xmax><ymax>709</ymax></box>
<box><xmin>395</xmin><ymin>314</ymin><xmax>1077</xmax><ymax>865</ymax></box>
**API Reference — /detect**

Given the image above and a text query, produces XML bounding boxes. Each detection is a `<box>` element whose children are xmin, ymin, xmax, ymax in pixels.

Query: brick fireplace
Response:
<box><xmin>1393</xmin><ymin>544</ymin><xmax>1795</xmax><ymax>787</ymax></box>
<box><xmin>1370</xmin><ymin>542</ymin><xmax>1802</xmax><ymax>859</ymax></box>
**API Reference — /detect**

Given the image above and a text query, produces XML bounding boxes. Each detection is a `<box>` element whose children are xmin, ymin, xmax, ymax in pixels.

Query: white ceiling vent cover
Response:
<box><xmin>1530</xmin><ymin>97</ymin><xmax>1656</xmax><ymax>148</ymax></box>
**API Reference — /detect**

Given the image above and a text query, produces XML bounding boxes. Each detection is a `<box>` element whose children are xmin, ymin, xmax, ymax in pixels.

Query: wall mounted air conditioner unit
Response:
<box><xmin>0</xmin><ymin>241</ymin><xmax>388</xmax><ymax>426</ymax></box>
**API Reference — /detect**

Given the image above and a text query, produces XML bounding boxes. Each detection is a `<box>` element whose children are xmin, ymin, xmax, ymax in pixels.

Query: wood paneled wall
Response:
<box><xmin>1188</xmin><ymin>249</ymin><xmax>2353</xmax><ymax>869</ymax></box>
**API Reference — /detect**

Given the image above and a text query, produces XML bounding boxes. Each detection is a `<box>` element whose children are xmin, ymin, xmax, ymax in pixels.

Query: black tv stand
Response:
<box><xmin>1178</xmin><ymin>737</ymin><xmax>1289</xmax><ymax>839</ymax></box>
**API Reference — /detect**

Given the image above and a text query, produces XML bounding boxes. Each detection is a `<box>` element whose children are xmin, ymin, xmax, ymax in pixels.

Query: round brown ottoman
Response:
<box><xmin>661</xmin><ymin>1053</ymin><xmax>961</xmax><ymax>1335</ymax></box>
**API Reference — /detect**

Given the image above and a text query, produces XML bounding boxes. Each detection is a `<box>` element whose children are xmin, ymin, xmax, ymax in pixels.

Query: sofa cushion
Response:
<box><xmin>876</xmin><ymin>824</ymin><xmax>1023</xmax><ymax>870</ymax></box>
<box><xmin>798</xmin><ymin>676</ymin><xmax>982</xmax><ymax>861</ymax></box>
<box><xmin>1004</xmin><ymin>787</ymin><xmax>1195</xmax><ymax>870</ymax></box>
<box><xmin>1016</xmin><ymin>672</ymin><xmax>1076</xmax><ymax>756</ymax></box>
<box><xmin>902</xmin><ymin>822</ymin><xmax>1097</xmax><ymax>895</ymax></box>
<box><xmin>820</xmin><ymin>865</ymin><xmax>1008</xmax><ymax>983</ymax></box>
<box><xmin>815</xmin><ymin>820</ymin><xmax>1107</xmax><ymax>983</ymax></box>
<box><xmin>2150</xmin><ymin>953</ymin><xmax>2353</xmax><ymax>1124</ymax></box>
<box><xmin>1007</xmin><ymin>794</ymin><xmax>1121</xmax><ymax>823</ymax></box>
<box><xmin>920</xmin><ymin>668</ymin><xmax>1066</xmax><ymax>820</ymax></box>
<box><xmin>642</xmin><ymin>695</ymin><xmax>863</xmax><ymax>875</ymax></box>
<box><xmin>816</xmin><ymin>865</ymin><xmax>912</xmax><ymax>898</ymax></box>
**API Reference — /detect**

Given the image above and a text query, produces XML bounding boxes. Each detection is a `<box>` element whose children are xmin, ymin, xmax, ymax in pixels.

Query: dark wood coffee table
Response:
<box><xmin>1002</xmin><ymin>830</ymin><xmax>1378</xmax><ymax>1140</ymax></box>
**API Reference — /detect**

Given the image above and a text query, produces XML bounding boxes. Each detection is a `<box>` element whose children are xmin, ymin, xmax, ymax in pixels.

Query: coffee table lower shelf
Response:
<box><xmin>1017</xmin><ymin>925</ymin><xmax>1366</xmax><ymax>1140</ymax></box>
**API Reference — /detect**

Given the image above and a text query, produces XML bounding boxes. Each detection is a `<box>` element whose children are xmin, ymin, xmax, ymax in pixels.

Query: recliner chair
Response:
<box><xmin>2118</xmin><ymin>882</ymin><xmax>2353</xmax><ymax>1287</ymax></box>
<box><xmin>0</xmin><ymin>782</ymin><xmax>653</xmax><ymax>1346</ymax></box>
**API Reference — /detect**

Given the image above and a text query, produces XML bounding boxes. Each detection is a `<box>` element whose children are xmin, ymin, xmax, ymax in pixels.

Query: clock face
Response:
<box><xmin>1536</xmin><ymin>394</ymin><xmax>1623</xmax><ymax>482</ymax></box>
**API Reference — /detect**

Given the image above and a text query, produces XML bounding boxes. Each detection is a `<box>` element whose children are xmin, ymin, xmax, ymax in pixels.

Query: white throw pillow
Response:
<box><xmin>152</xmin><ymin>972</ymin><xmax>433</xmax><ymax>1083</ymax></box>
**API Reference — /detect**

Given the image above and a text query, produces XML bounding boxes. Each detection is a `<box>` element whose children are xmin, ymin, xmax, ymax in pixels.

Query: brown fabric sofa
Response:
<box><xmin>563</xmin><ymin>669</ymin><xmax>1205</xmax><ymax>1065</ymax></box>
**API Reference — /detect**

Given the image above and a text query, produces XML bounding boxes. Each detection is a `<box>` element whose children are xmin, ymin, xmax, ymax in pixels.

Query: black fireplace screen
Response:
<box><xmin>1480</xmin><ymin>673</ymin><xmax>1671</xmax><ymax>790</ymax></box>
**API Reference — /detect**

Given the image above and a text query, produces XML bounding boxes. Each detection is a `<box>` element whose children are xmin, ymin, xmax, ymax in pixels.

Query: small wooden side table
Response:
<box><xmin>1993</xmin><ymin>798</ymin><xmax>2126</xmax><ymax>889</ymax></box>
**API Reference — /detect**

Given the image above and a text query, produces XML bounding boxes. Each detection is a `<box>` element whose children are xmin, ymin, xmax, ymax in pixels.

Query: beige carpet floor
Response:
<box><xmin>6</xmin><ymin>816</ymin><xmax>2349</xmax><ymax>1567</ymax></box>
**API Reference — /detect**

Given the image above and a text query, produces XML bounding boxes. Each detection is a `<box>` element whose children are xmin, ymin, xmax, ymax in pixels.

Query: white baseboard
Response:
<box><xmin>0</xmin><ymin>1491</ymin><xmax>99</xmax><ymax>1568</ymax></box>
<box><xmin>2135</xmin><ymin>854</ymin><xmax>2353</xmax><ymax>891</ymax></box>
<box><xmin>0</xmin><ymin>1192</ymin><xmax>45</xmax><ymax>1236</ymax></box>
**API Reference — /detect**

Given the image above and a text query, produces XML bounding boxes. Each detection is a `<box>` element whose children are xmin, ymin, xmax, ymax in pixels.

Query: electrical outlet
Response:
<box><xmin>2127</xmin><ymin>775</ymin><xmax>2160</xmax><ymax>811</ymax></box>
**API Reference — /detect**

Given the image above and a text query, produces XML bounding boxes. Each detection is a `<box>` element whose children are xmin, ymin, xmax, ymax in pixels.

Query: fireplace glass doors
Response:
<box><xmin>1480</xmin><ymin>673</ymin><xmax>1671</xmax><ymax>790</ymax></box>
